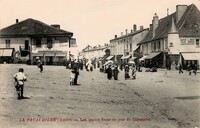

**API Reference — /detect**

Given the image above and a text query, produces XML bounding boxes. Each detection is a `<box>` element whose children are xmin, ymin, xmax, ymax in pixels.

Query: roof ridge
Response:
<box><xmin>0</xmin><ymin>18</ymin><xmax>30</xmax><ymax>30</ymax></box>
<box><xmin>31</xmin><ymin>18</ymin><xmax>72</xmax><ymax>33</ymax></box>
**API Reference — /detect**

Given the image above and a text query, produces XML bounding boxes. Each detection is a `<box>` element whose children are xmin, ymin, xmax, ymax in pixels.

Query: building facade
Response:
<box><xmin>0</xmin><ymin>18</ymin><xmax>75</xmax><ymax>65</ymax></box>
<box><xmin>79</xmin><ymin>44</ymin><xmax>109</xmax><ymax>60</ymax></box>
<box><xmin>139</xmin><ymin>4</ymin><xmax>200</xmax><ymax>69</ymax></box>
<box><xmin>110</xmin><ymin>26</ymin><xmax>149</xmax><ymax>63</ymax></box>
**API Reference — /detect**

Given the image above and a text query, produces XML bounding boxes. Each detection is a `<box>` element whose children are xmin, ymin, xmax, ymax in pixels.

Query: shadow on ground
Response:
<box><xmin>174</xmin><ymin>96</ymin><xmax>200</xmax><ymax>100</ymax></box>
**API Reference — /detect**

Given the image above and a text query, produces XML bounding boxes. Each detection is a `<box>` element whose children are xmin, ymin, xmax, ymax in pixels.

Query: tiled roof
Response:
<box><xmin>110</xmin><ymin>29</ymin><xmax>149</xmax><ymax>42</ymax></box>
<box><xmin>0</xmin><ymin>18</ymin><xmax>73</xmax><ymax>37</ymax></box>
<box><xmin>139</xmin><ymin>4</ymin><xmax>200</xmax><ymax>44</ymax></box>
<box><xmin>82</xmin><ymin>45</ymin><xmax>108</xmax><ymax>52</ymax></box>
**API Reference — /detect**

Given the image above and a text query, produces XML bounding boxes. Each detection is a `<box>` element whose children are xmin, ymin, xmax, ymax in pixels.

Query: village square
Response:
<box><xmin>0</xmin><ymin>1</ymin><xmax>200</xmax><ymax>128</ymax></box>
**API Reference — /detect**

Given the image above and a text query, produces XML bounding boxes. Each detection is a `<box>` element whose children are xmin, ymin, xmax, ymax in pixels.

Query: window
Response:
<box><xmin>187</xmin><ymin>39</ymin><xmax>195</xmax><ymax>45</ymax></box>
<box><xmin>169</xmin><ymin>42</ymin><xmax>173</xmax><ymax>47</ymax></box>
<box><xmin>165</xmin><ymin>39</ymin><xmax>168</xmax><ymax>49</ymax></box>
<box><xmin>47</xmin><ymin>39</ymin><xmax>53</xmax><ymax>49</ymax></box>
<box><xmin>36</xmin><ymin>39</ymin><xmax>41</xmax><ymax>47</ymax></box>
<box><xmin>25</xmin><ymin>40</ymin><xmax>29</xmax><ymax>50</ymax></box>
<box><xmin>5</xmin><ymin>40</ymin><xmax>10</xmax><ymax>48</ymax></box>
<box><xmin>130</xmin><ymin>43</ymin><xmax>132</xmax><ymax>52</ymax></box>
<box><xmin>157</xmin><ymin>41</ymin><xmax>161</xmax><ymax>51</ymax></box>
<box><xmin>196</xmin><ymin>39</ymin><xmax>199</xmax><ymax>47</ymax></box>
<box><xmin>180</xmin><ymin>39</ymin><xmax>186</xmax><ymax>45</ymax></box>
<box><xmin>154</xmin><ymin>42</ymin><xmax>156</xmax><ymax>51</ymax></box>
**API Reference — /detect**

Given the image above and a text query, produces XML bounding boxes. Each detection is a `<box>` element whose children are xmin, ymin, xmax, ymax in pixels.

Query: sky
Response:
<box><xmin>0</xmin><ymin>0</ymin><xmax>200</xmax><ymax>51</ymax></box>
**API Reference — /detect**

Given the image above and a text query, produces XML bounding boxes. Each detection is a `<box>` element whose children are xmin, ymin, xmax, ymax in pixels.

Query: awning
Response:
<box><xmin>139</xmin><ymin>56</ymin><xmax>147</xmax><ymax>61</ymax></box>
<box><xmin>103</xmin><ymin>60</ymin><xmax>113</xmax><ymax>66</ymax></box>
<box><xmin>145</xmin><ymin>52</ymin><xmax>161</xmax><ymax>59</ymax></box>
<box><xmin>121</xmin><ymin>55</ymin><xmax>131</xmax><ymax>59</ymax></box>
<box><xmin>32</xmin><ymin>53</ymin><xmax>44</xmax><ymax>56</ymax></box>
<box><xmin>55</xmin><ymin>53</ymin><xmax>66</xmax><ymax>57</ymax></box>
<box><xmin>44</xmin><ymin>52</ymin><xmax>55</xmax><ymax>56</ymax></box>
<box><xmin>181</xmin><ymin>53</ymin><xmax>200</xmax><ymax>60</ymax></box>
<box><xmin>0</xmin><ymin>49</ymin><xmax>13</xmax><ymax>56</ymax></box>
<box><xmin>106</xmin><ymin>55</ymin><xmax>114</xmax><ymax>60</ymax></box>
<box><xmin>129</xmin><ymin>57</ymin><xmax>137</xmax><ymax>61</ymax></box>
<box><xmin>133</xmin><ymin>46</ymin><xmax>140</xmax><ymax>51</ymax></box>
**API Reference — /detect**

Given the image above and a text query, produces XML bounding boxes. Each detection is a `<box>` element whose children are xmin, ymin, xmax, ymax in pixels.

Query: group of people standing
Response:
<box><xmin>178</xmin><ymin>63</ymin><xmax>197</xmax><ymax>75</ymax></box>
<box><xmin>105</xmin><ymin>64</ymin><xmax>137</xmax><ymax>80</ymax></box>
<box><xmin>105</xmin><ymin>65</ymin><xmax>119</xmax><ymax>80</ymax></box>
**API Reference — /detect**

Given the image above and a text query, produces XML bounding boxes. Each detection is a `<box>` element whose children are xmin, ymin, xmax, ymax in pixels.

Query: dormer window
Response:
<box><xmin>47</xmin><ymin>39</ymin><xmax>53</xmax><ymax>49</ymax></box>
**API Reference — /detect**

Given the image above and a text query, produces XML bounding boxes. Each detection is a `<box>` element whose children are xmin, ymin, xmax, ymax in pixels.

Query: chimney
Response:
<box><xmin>51</xmin><ymin>24</ymin><xmax>60</xmax><ymax>29</ymax></box>
<box><xmin>125</xmin><ymin>29</ymin><xmax>128</xmax><ymax>35</ymax></box>
<box><xmin>16</xmin><ymin>19</ymin><xmax>19</xmax><ymax>23</ymax></box>
<box><xmin>133</xmin><ymin>24</ymin><xmax>137</xmax><ymax>32</ymax></box>
<box><xmin>121</xmin><ymin>32</ymin><xmax>123</xmax><ymax>36</ymax></box>
<box><xmin>140</xmin><ymin>26</ymin><xmax>144</xmax><ymax>30</ymax></box>
<box><xmin>176</xmin><ymin>5</ymin><xmax>187</xmax><ymax>23</ymax></box>
<box><xmin>115</xmin><ymin>35</ymin><xmax>117</xmax><ymax>39</ymax></box>
<box><xmin>149</xmin><ymin>24</ymin><xmax>153</xmax><ymax>30</ymax></box>
<box><xmin>152</xmin><ymin>13</ymin><xmax>159</xmax><ymax>37</ymax></box>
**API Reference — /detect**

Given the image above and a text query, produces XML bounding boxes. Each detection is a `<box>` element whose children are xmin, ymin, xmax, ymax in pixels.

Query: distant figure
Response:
<box><xmin>138</xmin><ymin>63</ymin><xmax>142</xmax><ymax>72</ymax></box>
<box><xmin>70</xmin><ymin>69</ymin><xmax>75</xmax><ymax>85</ymax></box>
<box><xmin>13</xmin><ymin>68</ymin><xmax>27</xmax><ymax>100</ymax></box>
<box><xmin>73</xmin><ymin>67</ymin><xmax>79</xmax><ymax>85</ymax></box>
<box><xmin>105</xmin><ymin>65</ymin><xmax>112</xmax><ymax>80</ymax></box>
<box><xmin>193</xmin><ymin>64</ymin><xmax>197</xmax><ymax>75</ymax></box>
<box><xmin>36</xmin><ymin>57</ymin><xmax>43</xmax><ymax>72</ymax></box>
<box><xmin>124</xmin><ymin>65</ymin><xmax>130</xmax><ymax>80</ymax></box>
<box><xmin>131</xmin><ymin>65</ymin><xmax>136</xmax><ymax>79</ymax></box>
<box><xmin>113</xmin><ymin>66</ymin><xmax>119</xmax><ymax>80</ymax></box>
<box><xmin>179</xmin><ymin>63</ymin><xmax>183</xmax><ymax>74</ymax></box>
<box><xmin>187</xmin><ymin>63</ymin><xmax>192</xmax><ymax>75</ymax></box>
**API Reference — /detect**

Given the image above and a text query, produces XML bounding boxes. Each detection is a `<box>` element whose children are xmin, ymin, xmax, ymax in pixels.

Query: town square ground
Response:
<box><xmin>0</xmin><ymin>64</ymin><xmax>200</xmax><ymax>128</ymax></box>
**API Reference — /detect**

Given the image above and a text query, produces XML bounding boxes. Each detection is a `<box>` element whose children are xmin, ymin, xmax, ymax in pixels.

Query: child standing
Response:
<box><xmin>13</xmin><ymin>68</ymin><xmax>27</xmax><ymax>100</ymax></box>
<box><xmin>70</xmin><ymin>69</ymin><xmax>75</xmax><ymax>85</ymax></box>
<box><xmin>37</xmin><ymin>60</ymin><xmax>43</xmax><ymax>72</ymax></box>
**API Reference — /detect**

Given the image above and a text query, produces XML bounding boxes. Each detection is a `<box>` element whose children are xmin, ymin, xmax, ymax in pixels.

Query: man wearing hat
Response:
<box><xmin>13</xmin><ymin>68</ymin><xmax>27</xmax><ymax>100</ymax></box>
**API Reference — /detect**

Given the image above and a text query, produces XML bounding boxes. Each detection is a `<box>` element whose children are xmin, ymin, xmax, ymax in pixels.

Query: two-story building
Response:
<box><xmin>0</xmin><ymin>18</ymin><xmax>75</xmax><ymax>65</ymax></box>
<box><xmin>110</xmin><ymin>25</ymin><xmax>149</xmax><ymax>64</ymax></box>
<box><xmin>139</xmin><ymin>4</ymin><xmax>200</xmax><ymax>69</ymax></box>
<box><xmin>80</xmin><ymin>44</ymin><xmax>109</xmax><ymax>60</ymax></box>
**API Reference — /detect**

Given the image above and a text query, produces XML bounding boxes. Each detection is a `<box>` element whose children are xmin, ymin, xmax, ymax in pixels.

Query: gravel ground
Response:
<box><xmin>0</xmin><ymin>64</ymin><xmax>200</xmax><ymax>128</ymax></box>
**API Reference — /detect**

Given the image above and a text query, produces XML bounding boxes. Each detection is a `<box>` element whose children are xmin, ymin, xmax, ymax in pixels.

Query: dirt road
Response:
<box><xmin>0</xmin><ymin>64</ymin><xmax>199</xmax><ymax>128</ymax></box>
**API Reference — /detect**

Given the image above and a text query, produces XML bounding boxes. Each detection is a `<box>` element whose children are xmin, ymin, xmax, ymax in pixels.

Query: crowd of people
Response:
<box><xmin>12</xmin><ymin>57</ymin><xmax>199</xmax><ymax>100</ymax></box>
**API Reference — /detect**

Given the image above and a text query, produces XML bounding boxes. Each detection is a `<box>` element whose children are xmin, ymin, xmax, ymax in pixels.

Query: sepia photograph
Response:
<box><xmin>0</xmin><ymin>0</ymin><xmax>200</xmax><ymax>127</ymax></box>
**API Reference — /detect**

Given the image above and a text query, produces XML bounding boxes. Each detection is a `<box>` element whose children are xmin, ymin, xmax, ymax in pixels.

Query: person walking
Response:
<box><xmin>193</xmin><ymin>64</ymin><xmax>197</xmax><ymax>75</ymax></box>
<box><xmin>131</xmin><ymin>64</ymin><xmax>136</xmax><ymax>79</ymax></box>
<box><xmin>105</xmin><ymin>65</ymin><xmax>112</xmax><ymax>80</ymax></box>
<box><xmin>124</xmin><ymin>65</ymin><xmax>130</xmax><ymax>80</ymax></box>
<box><xmin>13</xmin><ymin>68</ymin><xmax>27</xmax><ymax>100</ymax></box>
<box><xmin>179</xmin><ymin>63</ymin><xmax>183</xmax><ymax>74</ymax></box>
<box><xmin>187</xmin><ymin>63</ymin><xmax>192</xmax><ymax>75</ymax></box>
<box><xmin>73</xmin><ymin>67</ymin><xmax>79</xmax><ymax>85</ymax></box>
<box><xmin>113</xmin><ymin>66</ymin><xmax>119</xmax><ymax>80</ymax></box>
